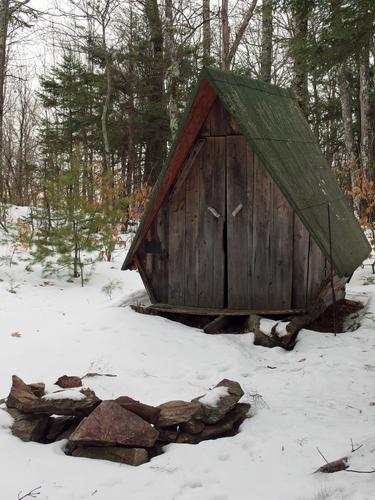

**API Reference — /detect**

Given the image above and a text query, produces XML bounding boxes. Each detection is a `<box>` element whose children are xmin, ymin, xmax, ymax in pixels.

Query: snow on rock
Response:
<box><xmin>198</xmin><ymin>386</ymin><xmax>229</xmax><ymax>407</ymax></box>
<box><xmin>42</xmin><ymin>389</ymin><xmax>87</xmax><ymax>401</ymax></box>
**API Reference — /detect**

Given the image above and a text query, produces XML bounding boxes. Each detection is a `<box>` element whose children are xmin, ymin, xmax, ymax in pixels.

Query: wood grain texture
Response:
<box><xmin>307</xmin><ymin>236</ymin><xmax>327</xmax><ymax>302</ymax></box>
<box><xmin>184</xmin><ymin>148</ymin><xmax>201</xmax><ymax>306</ymax></box>
<box><xmin>197</xmin><ymin>137</ymin><xmax>226</xmax><ymax>307</ymax></box>
<box><xmin>251</xmin><ymin>153</ymin><xmax>273</xmax><ymax>308</ymax></box>
<box><xmin>226</xmin><ymin>136</ymin><xmax>251</xmax><ymax>308</ymax></box>
<box><xmin>292</xmin><ymin>213</ymin><xmax>310</xmax><ymax>308</ymax></box>
<box><xmin>271</xmin><ymin>180</ymin><xmax>294</xmax><ymax>309</ymax></box>
<box><xmin>168</xmin><ymin>180</ymin><xmax>186</xmax><ymax>305</ymax></box>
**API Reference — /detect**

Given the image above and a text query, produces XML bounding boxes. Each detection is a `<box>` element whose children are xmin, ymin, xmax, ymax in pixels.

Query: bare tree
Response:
<box><xmin>221</xmin><ymin>0</ymin><xmax>258</xmax><ymax>70</ymax></box>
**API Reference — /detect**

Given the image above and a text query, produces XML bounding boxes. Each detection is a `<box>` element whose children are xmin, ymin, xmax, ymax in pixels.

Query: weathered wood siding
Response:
<box><xmin>135</xmin><ymin>99</ymin><xmax>328</xmax><ymax>311</ymax></box>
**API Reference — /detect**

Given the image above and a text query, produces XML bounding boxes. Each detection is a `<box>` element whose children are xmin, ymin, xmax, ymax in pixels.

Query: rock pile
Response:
<box><xmin>2</xmin><ymin>375</ymin><xmax>250</xmax><ymax>466</ymax></box>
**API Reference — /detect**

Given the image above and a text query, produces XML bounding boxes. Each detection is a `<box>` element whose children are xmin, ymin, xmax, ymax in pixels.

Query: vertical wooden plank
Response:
<box><xmin>270</xmin><ymin>183</ymin><xmax>294</xmax><ymax>309</ymax></box>
<box><xmin>138</xmin><ymin>205</ymin><xmax>169</xmax><ymax>303</ymax></box>
<box><xmin>246</xmin><ymin>143</ymin><xmax>255</xmax><ymax>306</ymax></box>
<box><xmin>168</xmin><ymin>182</ymin><xmax>186</xmax><ymax>305</ymax></box>
<box><xmin>226</xmin><ymin>136</ymin><xmax>249</xmax><ymax>308</ymax></box>
<box><xmin>224</xmin><ymin>107</ymin><xmax>241</xmax><ymax>135</ymax></box>
<box><xmin>307</xmin><ymin>236</ymin><xmax>326</xmax><ymax>302</ymax></box>
<box><xmin>197</xmin><ymin>137</ymin><xmax>226</xmax><ymax>307</ymax></box>
<box><xmin>154</xmin><ymin>204</ymin><xmax>169</xmax><ymax>302</ymax></box>
<box><xmin>251</xmin><ymin>154</ymin><xmax>273</xmax><ymax>308</ymax></box>
<box><xmin>184</xmin><ymin>150</ymin><xmax>201</xmax><ymax>306</ymax></box>
<box><xmin>292</xmin><ymin>213</ymin><xmax>309</xmax><ymax>308</ymax></box>
<box><xmin>208</xmin><ymin>99</ymin><xmax>227</xmax><ymax>136</ymax></box>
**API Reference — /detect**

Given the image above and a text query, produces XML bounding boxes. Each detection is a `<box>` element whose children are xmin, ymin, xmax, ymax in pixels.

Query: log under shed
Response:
<box><xmin>122</xmin><ymin>67</ymin><xmax>370</xmax><ymax>318</ymax></box>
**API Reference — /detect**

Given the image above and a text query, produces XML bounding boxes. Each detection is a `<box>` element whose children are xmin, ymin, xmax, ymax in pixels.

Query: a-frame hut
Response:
<box><xmin>122</xmin><ymin>67</ymin><xmax>370</xmax><ymax>316</ymax></box>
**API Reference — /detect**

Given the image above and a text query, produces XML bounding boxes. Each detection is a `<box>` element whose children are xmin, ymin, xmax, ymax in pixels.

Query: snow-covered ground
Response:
<box><xmin>1</xmin><ymin>207</ymin><xmax>375</xmax><ymax>500</ymax></box>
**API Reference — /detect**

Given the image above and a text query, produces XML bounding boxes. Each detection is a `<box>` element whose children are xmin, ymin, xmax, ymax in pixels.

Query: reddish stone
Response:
<box><xmin>55</xmin><ymin>375</ymin><xmax>82</xmax><ymax>389</ymax></box>
<box><xmin>69</xmin><ymin>400</ymin><xmax>159</xmax><ymax>448</ymax></box>
<box><xmin>157</xmin><ymin>400</ymin><xmax>204</xmax><ymax>428</ymax></box>
<box><xmin>71</xmin><ymin>446</ymin><xmax>149</xmax><ymax>466</ymax></box>
<box><xmin>28</xmin><ymin>383</ymin><xmax>45</xmax><ymax>397</ymax></box>
<box><xmin>6</xmin><ymin>375</ymin><xmax>99</xmax><ymax>417</ymax></box>
<box><xmin>115</xmin><ymin>396</ymin><xmax>160</xmax><ymax>424</ymax></box>
<box><xmin>7</xmin><ymin>408</ymin><xmax>49</xmax><ymax>442</ymax></box>
<box><xmin>196</xmin><ymin>379</ymin><xmax>244</xmax><ymax>424</ymax></box>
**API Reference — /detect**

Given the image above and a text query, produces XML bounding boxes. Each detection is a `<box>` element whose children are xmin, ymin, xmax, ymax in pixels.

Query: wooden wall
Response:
<box><xmin>135</xmin><ymin>99</ymin><xmax>328</xmax><ymax>311</ymax></box>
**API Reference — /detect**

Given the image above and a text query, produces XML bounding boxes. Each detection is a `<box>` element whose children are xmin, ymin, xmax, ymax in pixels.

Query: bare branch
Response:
<box><xmin>17</xmin><ymin>486</ymin><xmax>41</xmax><ymax>500</ymax></box>
<box><xmin>227</xmin><ymin>0</ymin><xmax>258</xmax><ymax>66</ymax></box>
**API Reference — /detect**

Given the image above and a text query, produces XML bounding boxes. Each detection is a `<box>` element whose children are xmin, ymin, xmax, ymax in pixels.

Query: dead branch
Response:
<box><xmin>351</xmin><ymin>438</ymin><xmax>363</xmax><ymax>453</ymax></box>
<box><xmin>316</xmin><ymin>447</ymin><xmax>328</xmax><ymax>464</ymax></box>
<box><xmin>17</xmin><ymin>486</ymin><xmax>41</xmax><ymax>500</ymax></box>
<box><xmin>345</xmin><ymin>468</ymin><xmax>375</xmax><ymax>474</ymax></box>
<box><xmin>81</xmin><ymin>372</ymin><xmax>117</xmax><ymax>379</ymax></box>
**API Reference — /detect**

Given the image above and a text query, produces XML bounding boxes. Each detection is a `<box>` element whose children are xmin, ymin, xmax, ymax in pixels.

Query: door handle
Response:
<box><xmin>232</xmin><ymin>203</ymin><xmax>243</xmax><ymax>217</ymax></box>
<box><xmin>207</xmin><ymin>206</ymin><xmax>221</xmax><ymax>219</ymax></box>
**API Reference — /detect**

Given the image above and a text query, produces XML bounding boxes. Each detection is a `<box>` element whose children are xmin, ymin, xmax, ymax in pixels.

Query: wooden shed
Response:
<box><xmin>122</xmin><ymin>67</ymin><xmax>370</xmax><ymax>317</ymax></box>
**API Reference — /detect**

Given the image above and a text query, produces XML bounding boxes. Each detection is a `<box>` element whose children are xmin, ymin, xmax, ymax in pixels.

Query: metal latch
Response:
<box><xmin>232</xmin><ymin>203</ymin><xmax>243</xmax><ymax>217</ymax></box>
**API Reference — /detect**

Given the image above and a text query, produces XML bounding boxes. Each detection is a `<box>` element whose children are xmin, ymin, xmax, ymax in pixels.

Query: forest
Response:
<box><xmin>2</xmin><ymin>2</ymin><xmax>375</xmax><ymax>498</ymax></box>
<box><xmin>0</xmin><ymin>1</ymin><xmax>374</xmax><ymax>259</ymax></box>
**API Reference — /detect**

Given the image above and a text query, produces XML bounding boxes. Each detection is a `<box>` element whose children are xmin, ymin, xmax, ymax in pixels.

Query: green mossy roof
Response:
<box><xmin>123</xmin><ymin>67</ymin><xmax>370</xmax><ymax>277</ymax></box>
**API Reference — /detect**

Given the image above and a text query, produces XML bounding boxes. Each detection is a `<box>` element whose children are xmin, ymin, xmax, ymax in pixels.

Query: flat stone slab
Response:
<box><xmin>69</xmin><ymin>400</ymin><xmax>159</xmax><ymax>448</ymax></box>
<box><xmin>115</xmin><ymin>396</ymin><xmax>160</xmax><ymax>424</ymax></box>
<box><xmin>157</xmin><ymin>400</ymin><xmax>204</xmax><ymax>428</ymax></box>
<box><xmin>6</xmin><ymin>375</ymin><xmax>100</xmax><ymax>416</ymax></box>
<box><xmin>71</xmin><ymin>446</ymin><xmax>149</xmax><ymax>466</ymax></box>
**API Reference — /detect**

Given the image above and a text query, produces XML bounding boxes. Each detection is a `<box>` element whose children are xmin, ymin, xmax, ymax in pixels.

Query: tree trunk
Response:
<box><xmin>165</xmin><ymin>0</ymin><xmax>179</xmax><ymax>136</ymax></box>
<box><xmin>221</xmin><ymin>0</ymin><xmax>230</xmax><ymax>70</ymax></box>
<box><xmin>101</xmin><ymin>25</ymin><xmax>111</xmax><ymax>178</ymax></box>
<box><xmin>260</xmin><ymin>0</ymin><xmax>272</xmax><ymax>82</ymax></box>
<box><xmin>338</xmin><ymin>65</ymin><xmax>357</xmax><ymax>165</ymax></box>
<box><xmin>359</xmin><ymin>48</ymin><xmax>371</xmax><ymax>180</ymax></box>
<box><xmin>202</xmin><ymin>0</ymin><xmax>211</xmax><ymax>66</ymax></box>
<box><xmin>291</xmin><ymin>0</ymin><xmax>310</xmax><ymax>115</ymax></box>
<box><xmin>221</xmin><ymin>0</ymin><xmax>257</xmax><ymax>70</ymax></box>
<box><xmin>144</xmin><ymin>0</ymin><xmax>167</xmax><ymax>186</ymax></box>
<box><xmin>0</xmin><ymin>0</ymin><xmax>9</xmax><ymax>201</ymax></box>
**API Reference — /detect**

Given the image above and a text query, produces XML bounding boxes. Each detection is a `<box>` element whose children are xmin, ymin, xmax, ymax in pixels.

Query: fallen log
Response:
<box><xmin>251</xmin><ymin>276</ymin><xmax>347</xmax><ymax>350</ymax></box>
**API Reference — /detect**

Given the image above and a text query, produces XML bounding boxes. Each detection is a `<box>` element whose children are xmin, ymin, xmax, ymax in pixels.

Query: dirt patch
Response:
<box><xmin>308</xmin><ymin>299</ymin><xmax>364</xmax><ymax>333</ymax></box>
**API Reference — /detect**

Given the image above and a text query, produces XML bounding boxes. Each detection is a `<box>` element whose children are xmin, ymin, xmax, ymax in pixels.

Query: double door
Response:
<box><xmin>168</xmin><ymin>135</ymin><xmax>293</xmax><ymax>310</ymax></box>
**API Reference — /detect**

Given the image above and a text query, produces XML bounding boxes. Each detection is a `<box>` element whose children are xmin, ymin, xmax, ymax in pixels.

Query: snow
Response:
<box><xmin>42</xmin><ymin>389</ymin><xmax>86</xmax><ymax>401</ymax></box>
<box><xmin>199</xmin><ymin>386</ymin><xmax>229</xmax><ymax>407</ymax></box>
<box><xmin>1</xmin><ymin>208</ymin><xmax>375</xmax><ymax>499</ymax></box>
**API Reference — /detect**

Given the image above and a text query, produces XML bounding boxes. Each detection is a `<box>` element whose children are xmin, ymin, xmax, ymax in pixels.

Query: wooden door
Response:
<box><xmin>226</xmin><ymin>136</ymin><xmax>294</xmax><ymax>310</ymax></box>
<box><xmin>226</xmin><ymin>136</ymin><xmax>254</xmax><ymax>308</ymax></box>
<box><xmin>168</xmin><ymin>136</ymin><xmax>226</xmax><ymax>308</ymax></box>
